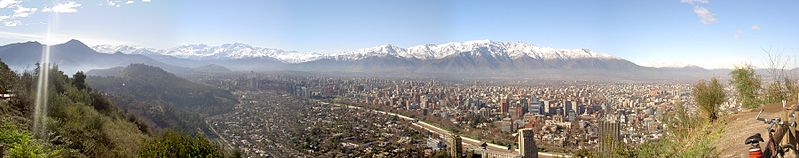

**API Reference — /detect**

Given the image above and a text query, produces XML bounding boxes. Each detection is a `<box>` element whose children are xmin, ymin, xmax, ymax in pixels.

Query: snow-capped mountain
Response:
<box><xmin>92</xmin><ymin>43</ymin><xmax>324</xmax><ymax>63</ymax></box>
<box><xmin>93</xmin><ymin>40</ymin><xmax>617</xmax><ymax>64</ymax></box>
<box><xmin>92</xmin><ymin>44</ymin><xmax>154</xmax><ymax>54</ymax></box>
<box><xmin>0</xmin><ymin>39</ymin><xmax>724</xmax><ymax>80</ymax></box>
<box><xmin>331</xmin><ymin>40</ymin><xmax>617</xmax><ymax>61</ymax></box>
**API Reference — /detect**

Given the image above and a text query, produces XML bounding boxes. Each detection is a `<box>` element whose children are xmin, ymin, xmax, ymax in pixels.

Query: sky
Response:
<box><xmin>0</xmin><ymin>0</ymin><xmax>798</xmax><ymax>69</ymax></box>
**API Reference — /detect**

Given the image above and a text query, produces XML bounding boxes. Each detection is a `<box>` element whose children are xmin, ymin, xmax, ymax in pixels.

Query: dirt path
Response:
<box><xmin>715</xmin><ymin>104</ymin><xmax>793</xmax><ymax>158</ymax></box>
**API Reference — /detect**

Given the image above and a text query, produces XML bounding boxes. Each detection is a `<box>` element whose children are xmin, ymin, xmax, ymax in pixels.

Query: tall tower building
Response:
<box><xmin>598</xmin><ymin>115</ymin><xmax>621</xmax><ymax>157</ymax></box>
<box><xmin>447</xmin><ymin>134</ymin><xmax>462</xmax><ymax>158</ymax></box>
<box><xmin>518</xmin><ymin>128</ymin><xmax>538</xmax><ymax>158</ymax></box>
<box><xmin>543</xmin><ymin>101</ymin><xmax>550</xmax><ymax>115</ymax></box>
<box><xmin>500</xmin><ymin>98</ymin><xmax>509</xmax><ymax>114</ymax></box>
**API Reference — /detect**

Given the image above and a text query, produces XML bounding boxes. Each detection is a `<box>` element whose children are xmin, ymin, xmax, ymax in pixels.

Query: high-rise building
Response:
<box><xmin>598</xmin><ymin>115</ymin><xmax>621</xmax><ymax>157</ymax></box>
<box><xmin>515</xmin><ymin>107</ymin><xmax>525</xmax><ymax>119</ymax></box>
<box><xmin>563</xmin><ymin>101</ymin><xmax>572</xmax><ymax>114</ymax></box>
<box><xmin>521</xmin><ymin>99</ymin><xmax>529</xmax><ymax>114</ymax></box>
<box><xmin>543</xmin><ymin>101</ymin><xmax>550</xmax><ymax>115</ymax></box>
<box><xmin>528</xmin><ymin>96</ymin><xmax>542</xmax><ymax>115</ymax></box>
<box><xmin>421</xmin><ymin>95</ymin><xmax>429</xmax><ymax>109</ymax></box>
<box><xmin>518</xmin><ymin>128</ymin><xmax>538</xmax><ymax>158</ymax></box>
<box><xmin>500</xmin><ymin>98</ymin><xmax>509</xmax><ymax>114</ymax></box>
<box><xmin>447</xmin><ymin>134</ymin><xmax>462</xmax><ymax>157</ymax></box>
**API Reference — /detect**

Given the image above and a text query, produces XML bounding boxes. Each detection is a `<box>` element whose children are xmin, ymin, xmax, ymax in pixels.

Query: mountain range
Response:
<box><xmin>0</xmin><ymin>39</ymin><xmax>193</xmax><ymax>74</ymax></box>
<box><xmin>93</xmin><ymin>40</ymin><xmax>618</xmax><ymax>63</ymax></box>
<box><xmin>1</xmin><ymin>39</ymin><xmax>731</xmax><ymax>80</ymax></box>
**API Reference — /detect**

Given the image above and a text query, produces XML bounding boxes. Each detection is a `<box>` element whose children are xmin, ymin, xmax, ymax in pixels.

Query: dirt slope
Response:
<box><xmin>715</xmin><ymin>103</ymin><xmax>796</xmax><ymax>158</ymax></box>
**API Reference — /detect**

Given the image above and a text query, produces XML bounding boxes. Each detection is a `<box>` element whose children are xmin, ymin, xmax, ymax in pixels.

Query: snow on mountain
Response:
<box><xmin>91</xmin><ymin>40</ymin><xmax>618</xmax><ymax>63</ymax></box>
<box><xmin>332</xmin><ymin>40</ymin><xmax>618</xmax><ymax>61</ymax></box>
<box><xmin>92</xmin><ymin>43</ymin><xmax>324</xmax><ymax>63</ymax></box>
<box><xmin>92</xmin><ymin>44</ymin><xmax>148</xmax><ymax>54</ymax></box>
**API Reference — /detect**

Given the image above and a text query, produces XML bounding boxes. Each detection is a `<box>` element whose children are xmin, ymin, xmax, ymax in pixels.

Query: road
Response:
<box><xmin>322</xmin><ymin>101</ymin><xmax>572</xmax><ymax>158</ymax></box>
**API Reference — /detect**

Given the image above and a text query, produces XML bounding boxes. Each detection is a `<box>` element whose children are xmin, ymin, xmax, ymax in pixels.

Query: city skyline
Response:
<box><xmin>1</xmin><ymin>0</ymin><xmax>798</xmax><ymax>69</ymax></box>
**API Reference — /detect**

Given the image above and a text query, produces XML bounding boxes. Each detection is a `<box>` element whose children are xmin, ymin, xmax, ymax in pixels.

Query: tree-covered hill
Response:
<box><xmin>86</xmin><ymin>64</ymin><xmax>238</xmax><ymax>134</ymax></box>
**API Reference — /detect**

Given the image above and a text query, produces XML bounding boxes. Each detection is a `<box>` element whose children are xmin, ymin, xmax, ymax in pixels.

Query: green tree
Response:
<box><xmin>72</xmin><ymin>71</ymin><xmax>87</xmax><ymax>91</ymax></box>
<box><xmin>763</xmin><ymin>78</ymin><xmax>797</xmax><ymax>104</ymax></box>
<box><xmin>138</xmin><ymin>130</ymin><xmax>226</xmax><ymax>158</ymax></box>
<box><xmin>692</xmin><ymin>78</ymin><xmax>726</xmax><ymax>121</ymax></box>
<box><xmin>729</xmin><ymin>64</ymin><xmax>762</xmax><ymax>109</ymax></box>
<box><xmin>0</xmin><ymin>58</ymin><xmax>15</xmax><ymax>93</ymax></box>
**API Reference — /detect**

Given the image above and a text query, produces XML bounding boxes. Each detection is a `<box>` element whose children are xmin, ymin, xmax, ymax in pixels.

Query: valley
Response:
<box><xmin>206</xmin><ymin>90</ymin><xmax>434</xmax><ymax>157</ymax></box>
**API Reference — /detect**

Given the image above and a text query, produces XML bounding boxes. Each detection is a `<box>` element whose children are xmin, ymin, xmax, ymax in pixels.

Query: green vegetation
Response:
<box><xmin>576</xmin><ymin>79</ymin><xmax>727</xmax><ymax>158</ymax></box>
<box><xmin>0</xmin><ymin>59</ymin><xmax>234</xmax><ymax>157</ymax></box>
<box><xmin>138</xmin><ymin>130</ymin><xmax>226</xmax><ymax>157</ymax></box>
<box><xmin>0</xmin><ymin>122</ymin><xmax>62</xmax><ymax>158</ymax></box>
<box><xmin>625</xmin><ymin>95</ymin><xmax>722</xmax><ymax>157</ymax></box>
<box><xmin>579</xmin><ymin>95</ymin><xmax>723</xmax><ymax>158</ymax></box>
<box><xmin>87</xmin><ymin>64</ymin><xmax>237</xmax><ymax>134</ymax></box>
<box><xmin>692</xmin><ymin>77</ymin><xmax>726</xmax><ymax>121</ymax></box>
<box><xmin>730</xmin><ymin>64</ymin><xmax>762</xmax><ymax>109</ymax></box>
<box><xmin>763</xmin><ymin>78</ymin><xmax>798</xmax><ymax>104</ymax></box>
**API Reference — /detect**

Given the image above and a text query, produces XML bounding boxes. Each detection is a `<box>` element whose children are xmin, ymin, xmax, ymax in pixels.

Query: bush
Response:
<box><xmin>692</xmin><ymin>78</ymin><xmax>726</xmax><ymax>121</ymax></box>
<box><xmin>730</xmin><ymin>65</ymin><xmax>761</xmax><ymax>109</ymax></box>
<box><xmin>138</xmin><ymin>130</ymin><xmax>226</xmax><ymax>158</ymax></box>
<box><xmin>1</xmin><ymin>122</ymin><xmax>62</xmax><ymax>158</ymax></box>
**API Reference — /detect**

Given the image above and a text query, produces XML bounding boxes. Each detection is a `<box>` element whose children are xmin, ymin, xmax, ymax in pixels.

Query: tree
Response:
<box><xmin>0</xmin><ymin>58</ymin><xmax>15</xmax><ymax>93</ymax></box>
<box><xmin>692</xmin><ymin>78</ymin><xmax>726</xmax><ymax>121</ymax></box>
<box><xmin>72</xmin><ymin>71</ymin><xmax>87</xmax><ymax>90</ymax></box>
<box><xmin>765</xmin><ymin>82</ymin><xmax>786</xmax><ymax>104</ymax></box>
<box><xmin>138</xmin><ymin>130</ymin><xmax>226</xmax><ymax>158</ymax></box>
<box><xmin>730</xmin><ymin>64</ymin><xmax>762</xmax><ymax>109</ymax></box>
<box><xmin>762</xmin><ymin>49</ymin><xmax>798</xmax><ymax>104</ymax></box>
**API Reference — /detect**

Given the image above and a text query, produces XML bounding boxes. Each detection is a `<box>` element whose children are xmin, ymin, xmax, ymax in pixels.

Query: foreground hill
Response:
<box><xmin>86</xmin><ymin>64</ymin><xmax>238</xmax><ymax>134</ymax></box>
<box><xmin>0</xmin><ymin>59</ymin><xmax>234</xmax><ymax>157</ymax></box>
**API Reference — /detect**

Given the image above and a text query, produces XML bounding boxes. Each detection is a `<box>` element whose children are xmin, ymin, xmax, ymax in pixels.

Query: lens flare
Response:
<box><xmin>33</xmin><ymin>9</ymin><xmax>58</xmax><ymax>139</ymax></box>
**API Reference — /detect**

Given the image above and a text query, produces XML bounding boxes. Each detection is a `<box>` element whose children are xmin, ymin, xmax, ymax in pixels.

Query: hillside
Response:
<box><xmin>0</xmin><ymin>59</ymin><xmax>233</xmax><ymax>157</ymax></box>
<box><xmin>714</xmin><ymin>103</ymin><xmax>797</xmax><ymax>157</ymax></box>
<box><xmin>86</xmin><ymin>64</ymin><xmax>238</xmax><ymax>134</ymax></box>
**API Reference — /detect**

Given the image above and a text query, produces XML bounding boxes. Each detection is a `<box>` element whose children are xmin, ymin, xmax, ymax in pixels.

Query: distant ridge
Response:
<box><xmin>0</xmin><ymin>39</ymin><xmax>192</xmax><ymax>74</ymax></box>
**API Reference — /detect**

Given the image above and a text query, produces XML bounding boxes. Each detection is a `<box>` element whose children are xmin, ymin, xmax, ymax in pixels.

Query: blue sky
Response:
<box><xmin>0</xmin><ymin>0</ymin><xmax>798</xmax><ymax>69</ymax></box>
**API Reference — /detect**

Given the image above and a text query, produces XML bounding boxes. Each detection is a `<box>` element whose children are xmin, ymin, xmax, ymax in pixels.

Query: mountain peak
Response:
<box><xmin>58</xmin><ymin>39</ymin><xmax>90</xmax><ymax>49</ymax></box>
<box><xmin>23</xmin><ymin>41</ymin><xmax>42</xmax><ymax>45</ymax></box>
<box><xmin>463</xmin><ymin>39</ymin><xmax>495</xmax><ymax>45</ymax></box>
<box><xmin>221</xmin><ymin>43</ymin><xmax>252</xmax><ymax>49</ymax></box>
<box><xmin>66</xmin><ymin>39</ymin><xmax>81</xmax><ymax>43</ymax></box>
<box><xmin>377</xmin><ymin>44</ymin><xmax>397</xmax><ymax>48</ymax></box>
